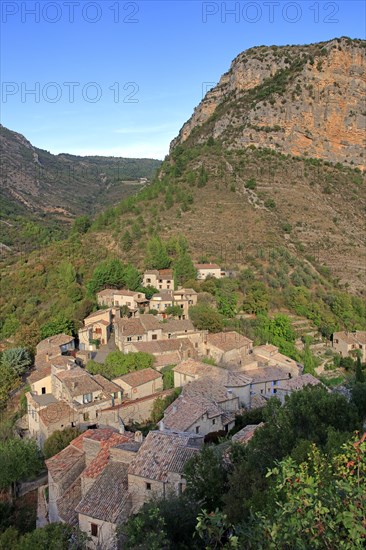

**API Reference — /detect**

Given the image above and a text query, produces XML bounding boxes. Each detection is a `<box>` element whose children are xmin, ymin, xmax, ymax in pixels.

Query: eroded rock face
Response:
<box><xmin>171</xmin><ymin>38</ymin><xmax>366</xmax><ymax>169</ymax></box>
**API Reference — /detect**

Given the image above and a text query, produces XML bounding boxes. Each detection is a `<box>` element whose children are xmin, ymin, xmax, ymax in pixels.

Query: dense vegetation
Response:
<box><xmin>119</xmin><ymin>386</ymin><xmax>366</xmax><ymax>549</ymax></box>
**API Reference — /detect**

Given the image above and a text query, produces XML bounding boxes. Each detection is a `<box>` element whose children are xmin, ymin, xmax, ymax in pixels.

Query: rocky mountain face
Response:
<box><xmin>171</xmin><ymin>37</ymin><xmax>365</xmax><ymax>170</ymax></box>
<box><xmin>0</xmin><ymin>125</ymin><xmax>161</xmax><ymax>219</ymax></box>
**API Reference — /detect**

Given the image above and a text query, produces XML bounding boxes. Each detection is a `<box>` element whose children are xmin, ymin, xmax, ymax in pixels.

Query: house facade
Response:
<box><xmin>201</xmin><ymin>331</ymin><xmax>253</xmax><ymax>367</ymax></box>
<box><xmin>194</xmin><ymin>263</ymin><xmax>222</xmax><ymax>280</ymax></box>
<box><xmin>332</xmin><ymin>331</ymin><xmax>366</xmax><ymax>362</ymax></box>
<box><xmin>113</xmin><ymin>368</ymin><xmax>163</xmax><ymax>400</ymax></box>
<box><xmin>143</xmin><ymin>269</ymin><xmax>174</xmax><ymax>290</ymax></box>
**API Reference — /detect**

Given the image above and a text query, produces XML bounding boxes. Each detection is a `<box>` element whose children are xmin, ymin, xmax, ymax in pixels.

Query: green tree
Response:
<box><xmin>43</xmin><ymin>427</ymin><xmax>81</xmax><ymax>459</ymax></box>
<box><xmin>118</xmin><ymin>494</ymin><xmax>200</xmax><ymax>550</ymax></box>
<box><xmin>189</xmin><ymin>304</ymin><xmax>224</xmax><ymax>332</ymax></box>
<box><xmin>87</xmin><ymin>259</ymin><xmax>126</xmax><ymax>295</ymax></box>
<box><xmin>40</xmin><ymin>315</ymin><xmax>74</xmax><ymax>339</ymax></box>
<box><xmin>145</xmin><ymin>236</ymin><xmax>171</xmax><ymax>270</ymax></box>
<box><xmin>173</xmin><ymin>252</ymin><xmax>197</xmax><ymax>288</ymax></box>
<box><xmin>14</xmin><ymin>523</ymin><xmax>88</xmax><ymax>549</ymax></box>
<box><xmin>150</xmin><ymin>389</ymin><xmax>181</xmax><ymax>424</ymax></box>
<box><xmin>119</xmin><ymin>505</ymin><xmax>169</xmax><ymax>550</ymax></box>
<box><xmin>123</xmin><ymin>264</ymin><xmax>141</xmax><ymax>291</ymax></box>
<box><xmin>0</xmin><ymin>362</ymin><xmax>18</xmax><ymax>410</ymax></box>
<box><xmin>355</xmin><ymin>355</ymin><xmax>365</xmax><ymax>383</ymax></box>
<box><xmin>1</xmin><ymin>347</ymin><xmax>33</xmax><ymax>376</ymax></box>
<box><xmin>72</xmin><ymin>215</ymin><xmax>91</xmax><ymax>234</ymax></box>
<box><xmin>243</xmin><ymin>436</ymin><xmax>366</xmax><ymax>549</ymax></box>
<box><xmin>86</xmin><ymin>352</ymin><xmax>154</xmax><ymax>380</ymax></box>
<box><xmin>184</xmin><ymin>446</ymin><xmax>229</xmax><ymax>512</ymax></box>
<box><xmin>57</xmin><ymin>260</ymin><xmax>76</xmax><ymax>290</ymax></box>
<box><xmin>0</xmin><ymin>315</ymin><xmax>20</xmax><ymax>339</ymax></box>
<box><xmin>121</xmin><ymin>230</ymin><xmax>133</xmax><ymax>252</ymax></box>
<box><xmin>0</xmin><ymin>438</ymin><xmax>42</xmax><ymax>497</ymax></box>
<box><xmin>165</xmin><ymin>305</ymin><xmax>183</xmax><ymax>317</ymax></box>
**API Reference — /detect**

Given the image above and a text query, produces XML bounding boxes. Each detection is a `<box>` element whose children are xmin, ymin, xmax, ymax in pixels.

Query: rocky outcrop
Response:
<box><xmin>171</xmin><ymin>38</ymin><xmax>366</xmax><ymax>170</ymax></box>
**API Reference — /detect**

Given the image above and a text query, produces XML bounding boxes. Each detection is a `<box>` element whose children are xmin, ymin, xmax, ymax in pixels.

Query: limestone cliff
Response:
<box><xmin>171</xmin><ymin>37</ymin><xmax>365</xmax><ymax>169</ymax></box>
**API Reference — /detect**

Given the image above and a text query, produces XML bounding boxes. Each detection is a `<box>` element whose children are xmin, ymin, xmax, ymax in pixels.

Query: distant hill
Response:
<box><xmin>0</xmin><ymin>125</ymin><xmax>161</xmax><ymax>247</ymax></box>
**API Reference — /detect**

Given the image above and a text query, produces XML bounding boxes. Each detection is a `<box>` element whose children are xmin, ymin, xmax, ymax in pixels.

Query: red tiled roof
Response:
<box><xmin>206</xmin><ymin>331</ymin><xmax>253</xmax><ymax>351</ymax></box>
<box><xmin>116</xmin><ymin>368</ymin><xmax>162</xmax><ymax>388</ymax></box>
<box><xmin>81</xmin><ymin>433</ymin><xmax>132</xmax><ymax>479</ymax></box>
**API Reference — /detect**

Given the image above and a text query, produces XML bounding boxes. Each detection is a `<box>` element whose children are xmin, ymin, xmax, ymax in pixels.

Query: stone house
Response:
<box><xmin>275</xmin><ymin>374</ymin><xmax>325</xmax><ymax>404</ymax></box>
<box><xmin>149</xmin><ymin>289</ymin><xmax>198</xmax><ymax>319</ymax></box>
<box><xmin>97</xmin><ymin>289</ymin><xmax>149</xmax><ymax>316</ymax></box>
<box><xmin>201</xmin><ymin>331</ymin><xmax>253</xmax><ymax>367</ymax></box>
<box><xmin>194</xmin><ymin>263</ymin><xmax>222</xmax><ymax>280</ymax></box>
<box><xmin>129</xmin><ymin>338</ymin><xmax>196</xmax><ymax>370</ymax></box>
<box><xmin>46</xmin><ymin>427</ymin><xmax>202</xmax><ymax>548</ymax></box>
<box><xmin>160</xmin><ymin>374</ymin><xmax>241</xmax><ymax>435</ymax></box>
<box><xmin>143</xmin><ymin>269</ymin><xmax>174</xmax><ymax>290</ymax></box>
<box><xmin>244</xmin><ymin>366</ymin><xmax>293</xmax><ymax>403</ymax></box>
<box><xmin>36</xmin><ymin>333</ymin><xmax>75</xmax><ymax>356</ymax></box>
<box><xmin>251</xmin><ymin>344</ymin><xmax>302</xmax><ymax>377</ymax></box>
<box><xmin>113</xmin><ymin>368</ymin><xmax>163</xmax><ymax>400</ymax></box>
<box><xmin>115</xmin><ymin>314</ymin><xmax>163</xmax><ymax>352</ymax></box>
<box><xmin>29</xmin><ymin>355</ymin><xmax>77</xmax><ymax>396</ymax></box>
<box><xmin>80</xmin><ymin>309</ymin><xmax>112</xmax><ymax>348</ymax></box>
<box><xmin>332</xmin><ymin>331</ymin><xmax>366</xmax><ymax>362</ymax></box>
<box><xmin>127</xmin><ymin>430</ymin><xmax>203</xmax><ymax>511</ymax></box>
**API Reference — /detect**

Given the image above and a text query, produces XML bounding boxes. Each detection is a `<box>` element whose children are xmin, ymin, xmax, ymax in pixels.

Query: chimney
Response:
<box><xmin>227</xmin><ymin>388</ymin><xmax>233</xmax><ymax>399</ymax></box>
<box><xmin>134</xmin><ymin>430</ymin><xmax>143</xmax><ymax>442</ymax></box>
<box><xmin>173</xmin><ymin>404</ymin><xmax>177</xmax><ymax>413</ymax></box>
<box><xmin>118</xmin><ymin>416</ymin><xmax>125</xmax><ymax>434</ymax></box>
<box><xmin>159</xmin><ymin>420</ymin><xmax>164</xmax><ymax>431</ymax></box>
<box><xmin>46</xmin><ymin>352</ymin><xmax>50</xmax><ymax>362</ymax></box>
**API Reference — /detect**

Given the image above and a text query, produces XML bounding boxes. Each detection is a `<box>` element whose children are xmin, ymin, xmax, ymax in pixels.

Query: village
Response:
<box><xmin>19</xmin><ymin>263</ymin><xmax>366</xmax><ymax>549</ymax></box>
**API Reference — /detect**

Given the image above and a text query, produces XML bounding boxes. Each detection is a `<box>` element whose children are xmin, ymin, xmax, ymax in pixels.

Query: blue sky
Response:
<box><xmin>1</xmin><ymin>0</ymin><xmax>365</xmax><ymax>159</ymax></box>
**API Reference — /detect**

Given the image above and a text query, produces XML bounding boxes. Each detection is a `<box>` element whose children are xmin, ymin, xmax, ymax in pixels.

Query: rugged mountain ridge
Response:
<box><xmin>0</xmin><ymin>125</ymin><xmax>161</xmax><ymax>219</ymax></box>
<box><xmin>171</xmin><ymin>37</ymin><xmax>365</xmax><ymax>169</ymax></box>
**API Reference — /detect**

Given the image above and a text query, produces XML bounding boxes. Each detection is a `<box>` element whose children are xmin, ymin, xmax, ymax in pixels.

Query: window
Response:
<box><xmin>83</xmin><ymin>412</ymin><xmax>90</xmax><ymax>421</ymax></box>
<box><xmin>152</xmin><ymin>334</ymin><xmax>157</xmax><ymax>340</ymax></box>
<box><xmin>127</xmin><ymin>336</ymin><xmax>132</xmax><ymax>342</ymax></box>
<box><xmin>83</xmin><ymin>393</ymin><xmax>92</xmax><ymax>404</ymax></box>
<box><xmin>91</xmin><ymin>524</ymin><xmax>98</xmax><ymax>537</ymax></box>
<box><xmin>146</xmin><ymin>482</ymin><xmax>151</xmax><ymax>490</ymax></box>
<box><xmin>41</xmin><ymin>387</ymin><xmax>46</xmax><ymax>394</ymax></box>
<box><xmin>137</xmin><ymin>336</ymin><xmax>142</xmax><ymax>341</ymax></box>
<box><xmin>212</xmin><ymin>419</ymin><xmax>216</xmax><ymax>425</ymax></box>
<box><xmin>147</xmin><ymin>278</ymin><xmax>151</xmax><ymax>284</ymax></box>
<box><xmin>195</xmin><ymin>426</ymin><xmax>200</xmax><ymax>434</ymax></box>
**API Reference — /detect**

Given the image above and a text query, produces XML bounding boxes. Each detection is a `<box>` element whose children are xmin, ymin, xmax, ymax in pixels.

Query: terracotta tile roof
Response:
<box><xmin>115</xmin><ymin>368</ymin><xmax>162</xmax><ymax>388</ymax></box>
<box><xmin>168</xmin><ymin>446</ymin><xmax>198</xmax><ymax>473</ymax></box>
<box><xmin>245</xmin><ymin>366</ymin><xmax>291</xmax><ymax>383</ymax></box>
<box><xmin>206</xmin><ymin>331</ymin><xmax>253</xmax><ymax>352</ymax></box>
<box><xmin>128</xmin><ymin>430</ymin><xmax>202</xmax><ymax>481</ymax></box>
<box><xmin>163</xmin><ymin>394</ymin><xmax>223</xmax><ymax>431</ymax></box>
<box><xmin>29</xmin><ymin>365</ymin><xmax>51</xmax><ymax>383</ymax></box>
<box><xmin>36</xmin><ymin>334</ymin><xmax>74</xmax><ymax>352</ymax></box>
<box><xmin>56</xmin><ymin>367</ymin><xmax>102</xmax><ymax>396</ymax></box>
<box><xmin>183</xmin><ymin>375</ymin><xmax>240</xmax><ymax>402</ymax></box>
<box><xmin>334</xmin><ymin>330</ymin><xmax>366</xmax><ymax>345</ymax></box>
<box><xmin>161</xmin><ymin>319</ymin><xmax>195</xmax><ymax>333</ymax></box>
<box><xmin>154</xmin><ymin>352</ymin><xmax>182</xmax><ymax>368</ymax></box>
<box><xmin>84</xmin><ymin>309</ymin><xmax>111</xmax><ymax>322</ymax></box>
<box><xmin>45</xmin><ymin>445</ymin><xmax>84</xmax><ymax>481</ymax></box>
<box><xmin>57</xmin><ymin>477</ymin><xmax>81</xmax><ymax>525</ymax></box>
<box><xmin>276</xmin><ymin>374</ymin><xmax>322</xmax><ymax>391</ymax></box>
<box><xmin>81</xmin><ymin>433</ymin><xmax>132</xmax><ymax>480</ymax></box>
<box><xmin>232</xmin><ymin>423</ymin><xmax>264</xmax><ymax>444</ymax></box>
<box><xmin>76</xmin><ymin>463</ymin><xmax>131</xmax><ymax>523</ymax></box>
<box><xmin>132</xmin><ymin>338</ymin><xmax>193</xmax><ymax>355</ymax></box>
<box><xmin>69</xmin><ymin>429</ymin><xmax>100</xmax><ymax>451</ymax></box>
<box><xmin>173</xmin><ymin>359</ymin><xmax>220</xmax><ymax>377</ymax></box>
<box><xmin>93</xmin><ymin>375</ymin><xmax>122</xmax><ymax>395</ymax></box>
<box><xmin>139</xmin><ymin>315</ymin><xmax>162</xmax><ymax>331</ymax></box>
<box><xmin>194</xmin><ymin>263</ymin><xmax>220</xmax><ymax>269</ymax></box>
<box><xmin>157</xmin><ymin>269</ymin><xmax>173</xmax><ymax>279</ymax></box>
<box><xmin>97</xmin><ymin>288</ymin><xmax>116</xmax><ymax>297</ymax></box>
<box><xmin>39</xmin><ymin>401</ymin><xmax>75</xmax><ymax>427</ymax></box>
